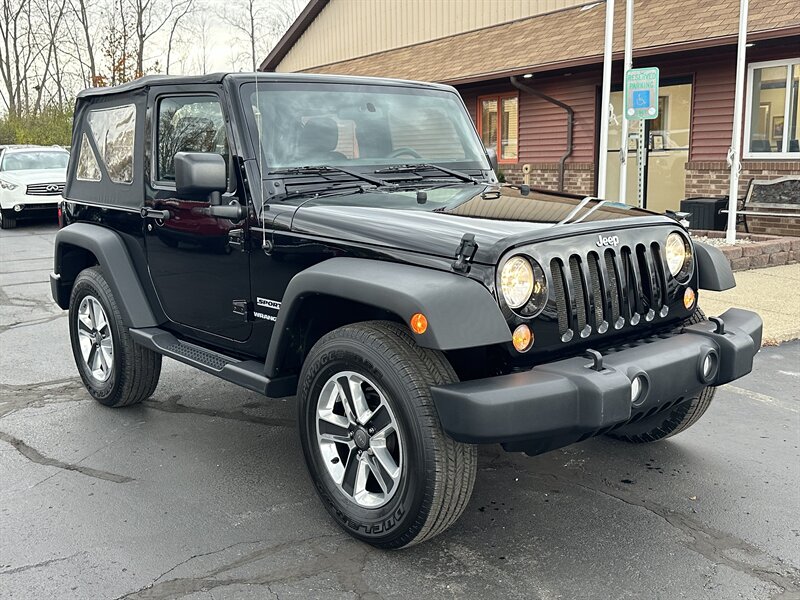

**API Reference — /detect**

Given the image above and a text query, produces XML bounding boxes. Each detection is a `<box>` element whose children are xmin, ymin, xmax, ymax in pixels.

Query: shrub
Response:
<box><xmin>0</xmin><ymin>108</ymin><xmax>73</xmax><ymax>147</ymax></box>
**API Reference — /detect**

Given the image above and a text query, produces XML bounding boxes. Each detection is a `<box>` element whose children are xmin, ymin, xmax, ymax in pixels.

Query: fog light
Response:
<box><xmin>512</xmin><ymin>324</ymin><xmax>533</xmax><ymax>352</ymax></box>
<box><xmin>630</xmin><ymin>374</ymin><xmax>647</xmax><ymax>405</ymax></box>
<box><xmin>409</xmin><ymin>312</ymin><xmax>428</xmax><ymax>334</ymax></box>
<box><xmin>13</xmin><ymin>204</ymin><xmax>23</xmax><ymax>212</ymax></box>
<box><xmin>701</xmin><ymin>351</ymin><xmax>718</xmax><ymax>382</ymax></box>
<box><xmin>683</xmin><ymin>287</ymin><xmax>696</xmax><ymax>310</ymax></box>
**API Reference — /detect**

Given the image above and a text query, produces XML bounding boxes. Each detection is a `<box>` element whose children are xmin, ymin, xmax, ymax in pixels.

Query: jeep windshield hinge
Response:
<box><xmin>452</xmin><ymin>233</ymin><xmax>478</xmax><ymax>273</ymax></box>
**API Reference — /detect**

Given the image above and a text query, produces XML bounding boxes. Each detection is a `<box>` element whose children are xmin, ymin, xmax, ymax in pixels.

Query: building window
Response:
<box><xmin>478</xmin><ymin>93</ymin><xmax>518</xmax><ymax>162</ymax></box>
<box><xmin>744</xmin><ymin>58</ymin><xmax>799</xmax><ymax>157</ymax></box>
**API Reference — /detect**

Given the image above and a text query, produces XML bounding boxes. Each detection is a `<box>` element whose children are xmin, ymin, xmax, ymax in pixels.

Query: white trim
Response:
<box><xmin>743</xmin><ymin>56</ymin><xmax>800</xmax><ymax>159</ymax></box>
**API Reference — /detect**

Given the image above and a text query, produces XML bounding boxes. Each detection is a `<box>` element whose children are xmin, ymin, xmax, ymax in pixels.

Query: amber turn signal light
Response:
<box><xmin>410</xmin><ymin>313</ymin><xmax>428</xmax><ymax>334</ymax></box>
<box><xmin>683</xmin><ymin>287</ymin><xmax>696</xmax><ymax>310</ymax></box>
<box><xmin>512</xmin><ymin>324</ymin><xmax>533</xmax><ymax>352</ymax></box>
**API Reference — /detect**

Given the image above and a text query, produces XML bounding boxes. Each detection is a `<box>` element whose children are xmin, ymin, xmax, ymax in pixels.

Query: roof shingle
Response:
<box><xmin>301</xmin><ymin>0</ymin><xmax>800</xmax><ymax>83</ymax></box>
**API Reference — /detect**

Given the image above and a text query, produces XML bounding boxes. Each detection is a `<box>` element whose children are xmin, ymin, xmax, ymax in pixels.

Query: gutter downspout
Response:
<box><xmin>510</xmin><ymin>76</ymin><xmax>574</xmax><ymax>192</ymax></box>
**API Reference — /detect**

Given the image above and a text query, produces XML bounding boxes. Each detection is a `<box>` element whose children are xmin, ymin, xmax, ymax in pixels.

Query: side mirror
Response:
<box><xmin>175</xmin><ymin>152</ymin><xmax>226</xmax><ymax>203</ymax></box>
<box><xmin>486</xmin><ymin>147</ymin><xmax>498</xmax><ymax>174</ymax></box>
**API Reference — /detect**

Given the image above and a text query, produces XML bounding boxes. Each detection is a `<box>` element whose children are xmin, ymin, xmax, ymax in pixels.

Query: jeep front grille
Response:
<box><xmin>551</xmin><ymin>243</ymin><xmax>668</xmax><ymax>341</ymax></box>
<box><xmin>26</xmin><ymin>182</ymin><xmax>64</xmax><ymax>196</ymax></box>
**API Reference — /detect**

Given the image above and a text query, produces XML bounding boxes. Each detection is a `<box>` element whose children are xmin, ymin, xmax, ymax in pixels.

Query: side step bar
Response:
<box><xmin>129</xmin><ymin>327</ymin><xmax>296</xmax><ymax>398</ymax></box>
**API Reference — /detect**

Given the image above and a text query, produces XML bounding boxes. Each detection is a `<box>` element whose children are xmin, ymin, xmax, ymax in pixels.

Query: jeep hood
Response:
<box><xmin>286</xmin><ymin>186</ymin><xmax>674</xmax><ymax>264</ymax></box>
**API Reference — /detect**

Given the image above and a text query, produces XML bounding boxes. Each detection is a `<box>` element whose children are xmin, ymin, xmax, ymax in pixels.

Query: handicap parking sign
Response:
<box><xmin>632</xmin><ymin>90</ymin><xmax>650</xmax><ymax>108</ymax></box>
<box><xmin>624</xmin><ymin>67</ymin><xmax>659</xmax><ymax>120</ymax></box>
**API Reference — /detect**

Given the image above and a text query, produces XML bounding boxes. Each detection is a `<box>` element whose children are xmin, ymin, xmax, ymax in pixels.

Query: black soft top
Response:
<box><xmin>76</xmin><ymin>72</ymin><xmax>456</xmax><ymax>99</ymax></box>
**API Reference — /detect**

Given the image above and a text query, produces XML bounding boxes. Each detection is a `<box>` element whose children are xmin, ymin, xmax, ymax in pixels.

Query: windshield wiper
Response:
<box><xmin>270</xmin><ymin>165</ymin><xmax>394</xmax><ymax>188</ymax></box>
<box><xmin>374</xmin><ymin>163</ymin><xmax>479</xmax><ymax>184</ymax></box>
<box><xmin>276</xmin><ymin>183</ymin><xmax>370</xmax><ymax>202</ymax></box>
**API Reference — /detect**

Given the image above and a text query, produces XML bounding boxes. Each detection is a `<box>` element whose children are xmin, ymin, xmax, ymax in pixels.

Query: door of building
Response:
<box><xmin>603</xmin><ymin>82</ymin><xmax>692</xmax><ymax>213</ymax></box>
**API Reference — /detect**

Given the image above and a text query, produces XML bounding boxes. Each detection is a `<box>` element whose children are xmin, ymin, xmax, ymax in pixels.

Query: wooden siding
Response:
<box><xmin>276</xmin><ymin>0</ymin><xmax>586</xmax><ymax>73</ymax></box>
<box><xmin>461</xmin><ymin>73</ymin><xmax>598</xmax><ymax>164</ymax></box>
<box><xmin>459</xmin><ymin>41</ymin><xmax>799</xmax><ymax>165</ymax></box>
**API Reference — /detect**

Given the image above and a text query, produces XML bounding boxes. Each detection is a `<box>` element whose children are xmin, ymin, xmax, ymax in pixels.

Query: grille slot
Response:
<box><xmin>551</xmin><ymin>258</ymin><xmax>569</xmax><ymax>336</ymax></box>
<box><xmin>587</xmin><ymin>252</ymin><xmax>604</xmax><ymax>330</ymax></box>
<box><xmin>568</xmin><ymin>256</ymin><xmax>587</xmax><ymax>334</ymax></box>
<box><xmin>26</xmin><ymin>182</ymin><xmax>64</xmax><ymax>196</ymax></box>
<box><xmin>604</xmin><ymin>250</ymin><xmax>620</xmax><ymax>323</ymax></box>
<box><xmin>552</xmin><ymin>242</ymin><xmax>668</xmax><ymax>341</ymax></box>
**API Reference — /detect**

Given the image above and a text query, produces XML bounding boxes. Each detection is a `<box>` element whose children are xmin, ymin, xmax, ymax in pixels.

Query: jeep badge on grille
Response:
<box><xmin>596</xmin><ymin>234</ymin><xmax>620</xmax><ymax>247</ymax></box>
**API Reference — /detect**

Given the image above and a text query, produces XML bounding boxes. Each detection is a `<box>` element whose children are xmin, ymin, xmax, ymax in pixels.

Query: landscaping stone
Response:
<box><xmin>691</xmin><ymin>229</ymin><xmax>799</xmax><ymax>272</ymax></box>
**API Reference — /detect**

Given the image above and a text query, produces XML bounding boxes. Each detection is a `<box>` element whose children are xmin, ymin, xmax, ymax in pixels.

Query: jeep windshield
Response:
<box><xmin>242</xmin><ymin>82</ymin><xmax>489</xmax><ymax>175</ymax></box>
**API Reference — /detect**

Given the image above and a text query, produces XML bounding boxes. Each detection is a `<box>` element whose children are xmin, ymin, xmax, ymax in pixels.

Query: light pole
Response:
<box><xmin>618</xmin><ymin>0</ymin><xmax>634</xmax><ymax>204</ymax></box>
<box><xmin>597</xmin><ymin>0</ymin><xmax>615</xmax><ymax>199</ymax></box>
<box><xmin>726</xmin><ymin>0</ymin><xmax>749</xmax><ymax>244</ymax></box>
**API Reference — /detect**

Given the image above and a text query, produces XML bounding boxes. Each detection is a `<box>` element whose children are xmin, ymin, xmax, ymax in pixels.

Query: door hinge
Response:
<box><xmin>232</xmin><ymin>300</ymin><xmax>253</xmax><ymax>321</ymax></box>
<box><xmin>228</xmin><ymin>228</ymin><xmax>246</xmax><ymax>251</ymax></box>
<box><xmin>452</xmin><ymin>233</ymin><xmax>478</xmax><ymax>273</ymax></box>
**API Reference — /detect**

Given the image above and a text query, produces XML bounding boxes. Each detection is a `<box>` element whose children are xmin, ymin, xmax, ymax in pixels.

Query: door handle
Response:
<box><xmin>141</xmin><ymin>207</ymin><xmax>171</xmax><ymax>220</ymax></box>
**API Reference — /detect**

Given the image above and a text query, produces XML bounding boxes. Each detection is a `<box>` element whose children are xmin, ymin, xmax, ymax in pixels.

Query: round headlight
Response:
<box><xmin>500</xmin><ymin>255</ymin><xmax>534</xmax><ymax>309</ymax></box>
<box><xmin>665</xmin><ymin>232</ymin><xmax>691</xmax><ymax>280</ymax></box>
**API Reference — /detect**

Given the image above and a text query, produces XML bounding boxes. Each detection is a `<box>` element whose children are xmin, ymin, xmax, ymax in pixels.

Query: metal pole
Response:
<box><xmin>725</xmin><ymin>0</ymin><xmax>748</xmax><ymax>244</ymax></box>
<box><xmin>618</xmin><ymin>0</ymin><xmax>633</xmax><ymax>204</ymax></box>
<box><xmin>597</xmin><ymin>0</ymin><xmax>615</xmax><ymax>199</ymax></box>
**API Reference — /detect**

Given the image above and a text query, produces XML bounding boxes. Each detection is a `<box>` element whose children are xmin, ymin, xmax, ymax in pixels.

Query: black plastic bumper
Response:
<box><xmin>431</xmin><ymin>308</ymin><xmax>762</xmax><ymax>450</ymax></box>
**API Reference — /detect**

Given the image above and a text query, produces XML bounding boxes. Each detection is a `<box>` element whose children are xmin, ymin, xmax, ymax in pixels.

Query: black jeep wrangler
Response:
<box><xmin>51</xmin><ymin>73</ymin><xmax>762</xmax><ymax>549</ymax></box>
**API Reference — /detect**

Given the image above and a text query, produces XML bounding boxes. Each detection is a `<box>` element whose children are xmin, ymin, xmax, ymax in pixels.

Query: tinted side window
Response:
<box><xmin>157</xmin><ymin>96</ymin><xmax>227</xmax><ymax>182</ymax></box>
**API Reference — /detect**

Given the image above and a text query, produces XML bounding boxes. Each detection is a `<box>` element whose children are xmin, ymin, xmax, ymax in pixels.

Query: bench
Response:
<box><xmin>721</xmin><ymin>176</ymin><xmax>800</xmax><ymax>234</ymax></box>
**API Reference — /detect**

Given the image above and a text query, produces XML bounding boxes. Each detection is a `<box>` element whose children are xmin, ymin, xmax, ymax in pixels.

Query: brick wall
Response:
<box><xmin>685</xmin><ymin>161</ymin><xmax>800</xmax><ymax>237</ymax></box>
<box><xmin>498</xmin><ymin>162</ymin><xmax>594</xmax><ymax>196</ymax></box>
<box><xmin>685</xmin><ymin>161</ymin><xmax>800</xmax><ymax>198</ymax></box>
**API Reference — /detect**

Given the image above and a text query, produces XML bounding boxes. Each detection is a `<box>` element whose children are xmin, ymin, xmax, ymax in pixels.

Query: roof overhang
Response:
<box><xmin>259</xmin><ymin>0</ymin><xmax>330</xmax><ymax>72</ymax></box>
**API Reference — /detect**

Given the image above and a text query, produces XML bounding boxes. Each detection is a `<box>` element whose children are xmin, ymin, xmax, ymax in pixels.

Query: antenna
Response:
<box><xmin>253</xmin><ymin>65</ymin><xmax>268</xmax><ymax>252</ymax></box>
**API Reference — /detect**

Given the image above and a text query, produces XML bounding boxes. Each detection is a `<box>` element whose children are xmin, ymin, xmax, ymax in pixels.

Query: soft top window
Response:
<box><xmin>76</xmin><ymin>133</ymin><xmax>101</xmax><ymax>182</ymax></box>
<box><xmin>87</xmin><ymin>104</ymin><xmax>136</xmax><ymax>184</ymax></box>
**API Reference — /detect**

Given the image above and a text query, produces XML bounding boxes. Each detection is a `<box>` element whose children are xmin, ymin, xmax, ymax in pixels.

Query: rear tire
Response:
<box><xmin>0</xmin><ymin>210</ymin><xmax>17</xmax><ymax>229</ymax></box>
<box><xmin>69</xmin><ymin>266</ymin><xmax>162</xmax><ymax>407</ymax></box>
<box><xmin>607</xmin><ymin>308</ymin><xmax>716</xmax><ymax>444</ymax></box>
<box><xmin>298</xmin><ymin>320</ymin><xmax>477</xmax><ymax>549</ymax></box>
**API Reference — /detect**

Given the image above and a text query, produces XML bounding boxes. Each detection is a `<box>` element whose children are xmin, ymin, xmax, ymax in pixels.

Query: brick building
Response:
<box><xmin>261</xmin><ymin>0</ymin><xmax>799</xmax><ymax>225</ymax></box>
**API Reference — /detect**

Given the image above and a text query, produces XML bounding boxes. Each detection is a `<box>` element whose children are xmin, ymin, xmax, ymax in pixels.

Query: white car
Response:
<box><xmin>0</xmin><ymin>145</ymin><xmax>70</xmax><ymax>229</ymax></box>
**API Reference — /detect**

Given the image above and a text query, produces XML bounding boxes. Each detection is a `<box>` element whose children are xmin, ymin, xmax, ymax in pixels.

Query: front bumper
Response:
<box><xmin>431</xmin><ymin>308</ymin><xmax>762</xmax><ymax>453</ymax></box>
<box><xmin>1</xmin><ymin>201</ymin><xmax>58</xmax><ymax>219</ymax></box>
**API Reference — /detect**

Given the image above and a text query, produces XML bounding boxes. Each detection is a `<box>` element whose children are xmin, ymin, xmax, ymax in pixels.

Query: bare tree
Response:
<box><xmin>130</xmin><ymin>0</ymin><xmax>191</xmax><ymax>77</ymax></box>
<box><xmin>31</xmin><ymin>0</ymin><xmax>69</xmax><ymax>113</ymax></box>
<box><xmin>71</xmin><ymin>0</ymin><xmax>99</xmax><ymax>85</ymax></box>
<box><xmin>217</xmin><ymin>0</ymin><xmax>303</xmax><ymax>72</ymax></box>
<box><xmin>165</xmin><ymin>0</ymin><xmax>194</xmax><ymax>74</ymax></box>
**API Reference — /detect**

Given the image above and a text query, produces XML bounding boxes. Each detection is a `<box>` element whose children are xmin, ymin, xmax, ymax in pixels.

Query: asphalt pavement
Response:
<box><xmin>1</xmin><ymin>222</ymin><xmax>799</xmax><ymax>600</ymax></box>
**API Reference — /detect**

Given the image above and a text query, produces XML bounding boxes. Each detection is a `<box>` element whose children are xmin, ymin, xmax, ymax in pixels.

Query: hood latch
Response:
<box><xmin>452</xmin><ymin>233</ymin><xmax>478</xmax><ymax>273</ymax></box>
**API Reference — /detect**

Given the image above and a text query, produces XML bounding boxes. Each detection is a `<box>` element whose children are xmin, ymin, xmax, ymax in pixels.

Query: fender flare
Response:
<box><xmin>52</xmin><ymin>223</ymin><xmax>159</xmax><ymax>327</ymax></box>
<box><xmin>264</xmin><ymin>257</ymin><xmax>511</xmax><ymax>378</ymax></box>
<box><xmin>694</xmin><ymin>241</ymin><xmax>736</xmax><ymax>291</ymax></box>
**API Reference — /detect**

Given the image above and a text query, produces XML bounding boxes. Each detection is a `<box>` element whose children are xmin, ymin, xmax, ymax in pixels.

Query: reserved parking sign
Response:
<box><xmin>624</xmin><ymin>67</ymin><xmax>660</xmax><ymax>120</ymax></box>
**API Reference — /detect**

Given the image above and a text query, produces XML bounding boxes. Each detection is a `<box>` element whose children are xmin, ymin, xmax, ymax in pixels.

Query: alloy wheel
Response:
<box><xmin>76</xmin><ymin>295</ymin><xmax>114</xmax><ymax>382</ymax></box>
<box><xmin>316</xmin><ymin>371</ymin><xmax>403</xmax><ymax>508</ymax></box>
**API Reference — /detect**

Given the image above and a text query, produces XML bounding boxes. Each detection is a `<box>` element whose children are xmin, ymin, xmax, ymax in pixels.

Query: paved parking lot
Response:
<box><xmin>1</xmin><ymin>223</ymin><xmax>799</xmax><ymax>600</ymax></box>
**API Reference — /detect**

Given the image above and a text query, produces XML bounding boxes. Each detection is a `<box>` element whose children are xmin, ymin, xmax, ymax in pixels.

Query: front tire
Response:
<box><xmin>69</xmin><ymin>266</ymin><xmax>162</xmax><ymax>407</ymax></box>
<box><xmin>607</xmin><ymin>308</ymin><xmax>716</xmax><ymax>444</ymax></box>
<box><xmin>0</xmin><ymin>210</ymin><xmax>17</xmax><ymax>229</ymax></box>
<box><xmin>298</xmin><ymin>321</ymin><xmax>477</xmax><ymax>549</ymax></box>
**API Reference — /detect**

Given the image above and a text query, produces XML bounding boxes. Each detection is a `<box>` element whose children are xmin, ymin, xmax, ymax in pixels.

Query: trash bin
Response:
<box><xmin>680</xmin><ymin>197</ymin><xmax>728</xmax><ymax>231</ymax></box>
